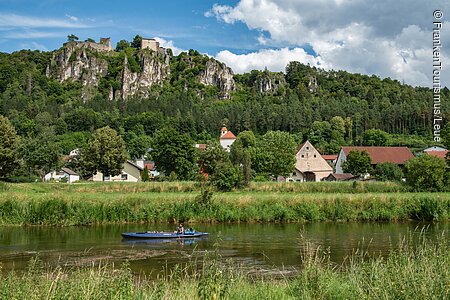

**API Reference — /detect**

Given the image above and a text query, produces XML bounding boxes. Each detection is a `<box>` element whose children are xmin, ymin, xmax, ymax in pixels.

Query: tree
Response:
<box><xmin>363</xmin><ymin>129</ymin><xmax>389</xmax><ymax>146</ymax></box>
<box><xmin>20</xmin><ymin>130</ymin><xmax>61</xmax><ymax>179</ymax></box>
<box><xmin>342</xmin><ymin>150</ymin><xmax>372</xmax><ymax>176</ymax></box>
<box><xmin>79</xmin><ymin>126</ymin><xmax>127</xmax><ymax>180</ymax></box>
<box><xmin>209</xmin><ymin>162</ymin><xmax>243</xmax><ymax>191</ymax></box>
<box><xmin>116</xmin><ymin>40</ymin><xmax>130</xmax><ymax>52</ymax></box>
<box><xmin>198</xmin><ymin>142</ymin><xmax>230</xmax><ymax>176</ymax></box>
<box><xmin>251</xmin><ymin>131</ymin><xmax>296</xmax><ymax>178</ymax></box>
<box><xmin>67</xmin><ymin>34</ymin><xmax>79</xmax><ymax>42</ymax></box>
<box><xmin>131</xmin><ymin>35</ymin><xmax>142</xmax><ymax>49</ymax></box>
<box><xmin>373</xmin><ymin>162</ymin><xmax>403</xmax><ymax>182</ymax></box>
<box><xmin>405</xmin><ymin>155</ymin><xmax>448</xmax><ymax>191</ymax></box>
<box><xmin>0</xmin><ymin>115</ymin><xmax>18</xmax><ymax>177</ymax></box>
<box><xmin>124</xmin><ymin>129</ymin><xmax>152</xmax><ymax>160</ymax></box>
<box><xmin>141</xmin><ymin>166</ymin><xmax>150</xmax><ymax>182</ymax></box>
<box><xmin>441</xmin><ymin>123</ymin><xmax>450</xmax><ymax>165</ymax></box>
<box><xmin>151</xmin><ymin>127</ymin><xmax>197</xmax><ymax>180</ymax></box>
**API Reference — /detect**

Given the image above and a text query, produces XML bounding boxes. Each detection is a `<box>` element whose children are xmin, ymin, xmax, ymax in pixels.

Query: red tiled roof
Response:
<box><xmin>322</xmin><ymin>154</ymin><xmax>338</xmax><ymax>161</ymax></box>
<box><xmin>424</xmin><ymin>150</ymin><xmax>448</xmax><ymax>159</ymax></box>
<box><xmin>342</xmin><ymin>147</ymin><xmax>414</xmax><ymax>164</ymax></box>
<box><xmin>220</xmin><ymin>131</ymin><xmax>236</xmax><ymax>139</ymax></box>
<box><xmin>144</xmin><ymin>162</ymin><xmax>155</xmax><ymax>171</ymax></box>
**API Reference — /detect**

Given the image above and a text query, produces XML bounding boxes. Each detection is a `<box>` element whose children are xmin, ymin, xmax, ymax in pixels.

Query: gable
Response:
<box><xmin>295</xmin><ymin>141</ymin><xmax>333</xmax><ymax>172</ymax></box>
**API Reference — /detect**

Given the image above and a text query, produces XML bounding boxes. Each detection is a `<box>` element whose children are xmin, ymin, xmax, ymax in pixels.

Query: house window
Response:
<box><xmin>301</xmin><ymin>154</ymin><xmax>304</xmax><ymax>158</ymax></box>
<box><xmin>121</xmin><ymin>174</ymin><xmax>128</xmax><ymax>181</ymax></box>
<box><xmin>292</xmin><ymin>172</ymin><xmax>296</xmax><ymax>176</ymax></box>
<box><xmin>314</xmin><ymin>154</ymin><xmax>316</xmax><ymax>158</ymax></box>
<box><xmin>306</xmin><ymin>146</ymin><xmax>309</xmax><ymax>150</ymax></box>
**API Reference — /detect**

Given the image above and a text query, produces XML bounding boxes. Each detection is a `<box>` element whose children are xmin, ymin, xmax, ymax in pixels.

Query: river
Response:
<box><xmin>0</xmin><ymin>222</ymin><xmax>447</xmax><ymax>277</ymax></box>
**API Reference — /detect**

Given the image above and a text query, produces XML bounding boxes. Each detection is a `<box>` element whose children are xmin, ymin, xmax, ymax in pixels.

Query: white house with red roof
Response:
<box><xmin>335</xmin><ymin>146</ymin><xmax>414</xmax><ymax>174</ymax></box>
<box><xmin>219</xmin><ymin>127</ymin><xmax>236</xmax><ymax>151</ymax></box>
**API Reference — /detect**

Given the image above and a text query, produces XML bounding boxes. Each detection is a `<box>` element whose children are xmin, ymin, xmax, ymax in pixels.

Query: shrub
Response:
<box><xmin>405</xmin><ymin>155</ymin><xmax>448</xmax><ymax>191</ymax></box>
<box><xmin>373</xmin><ymin>162</ymin><xmax>404</xmax><ymax>181</ymax></box>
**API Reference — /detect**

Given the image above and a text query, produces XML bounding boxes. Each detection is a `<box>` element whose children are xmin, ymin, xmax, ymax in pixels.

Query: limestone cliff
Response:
<box><xmin>199</xmin><ymin>59</ymin><xmax>235</xmax><ymax>99</ymax></box>
<box><xmin>47</xmin><ymin>42</ymin><xmax>237</xmax><ymax>100</ymax></box>
<box><xmin>117</xmin><ymin>50</ymin><xmax>171</xmax><ymax>99</ymax></box>
<box><xmin>46</xmin><ymin>42</ymin><xmax>110</xmax><ymax>99</ymax></box>
<box><xmin>253</xmin><ymin>71</ymin><xmax>286</xmax><ymax>94</ymax></box>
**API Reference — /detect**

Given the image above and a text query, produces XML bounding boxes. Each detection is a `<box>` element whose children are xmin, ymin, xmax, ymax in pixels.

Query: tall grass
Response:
<box><xmin>6</xmin><ymin>181</ymin><xmax>409</xmax><ymax>195</ymax></box>
<box><xmin>0</xmin><ymin>192</ymin><xmax>448</xmax><ymax>225</ymax></box>
<box><xmin>0</xmin><ymin>232</ymin><xmax>447</xmax><ymax>299</ymax></box>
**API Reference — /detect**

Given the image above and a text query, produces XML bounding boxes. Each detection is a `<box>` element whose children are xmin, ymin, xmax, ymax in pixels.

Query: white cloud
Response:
<box><xmin>20</xmin><ymin>41</ymin><xmax>48</xmax><ymax>51</ymax></box>
<box><xmin>207</xmin><ymin>0</ymin><xmax>450</xmax><ymax>87</ymax></box>
<box><xmin>65</xmin><ymin>14</ymin><xmax>78</xmax><ymax>22</ymax></box>
<box><xmin>0</xmin><ymin>13</ymin><xmax>90</xmax><ymax>29</ymax></box>
<box><xmin>3</xmin><ymin>31</ymin><xmax>64</xmax><ymax>39</ymax></box>
<box><xmin>215</xmin><ymin>48</ymin><xmax>324</xmax><ymax>74</ymax></box>
<box><xmin>154</xmin><ymin>37</ymin><xmax>185</xmax><ymax>55</ymax></box>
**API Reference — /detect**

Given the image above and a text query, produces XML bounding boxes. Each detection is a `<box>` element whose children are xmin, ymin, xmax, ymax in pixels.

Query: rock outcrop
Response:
<box><xmin>47</xmin><ymin>41</ymin><xmax>237</xmax><ymax>100</ymax></box>
<box><xmin>253</xmin><ymin>71</ymin><xmax>286</xmax><ymax>94</ymax></box>
<box><xmin>199</xmin><ymin>60</ymin><xmax>235</xmax><ymax>99</ymax></box>
<box><xmin>117</xmin><ymin>50</ymin><xmax>171</xmax><ymax>99</ymax></box>
<box><xmin>46</xmin><ymin>42</ymin><xmax>110</xmax><ymax>99</ymax></box>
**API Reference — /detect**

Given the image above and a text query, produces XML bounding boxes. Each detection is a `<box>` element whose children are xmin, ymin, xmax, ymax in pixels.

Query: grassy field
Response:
<box><xmin>0</xmin><ymin>232</ymin><xmax>447</xmax><ymax>299</ymax></box>
<box><xmin>0</xmin><ymin>182</ymin><xmax>448</xmax><ymax>225</ymax></box>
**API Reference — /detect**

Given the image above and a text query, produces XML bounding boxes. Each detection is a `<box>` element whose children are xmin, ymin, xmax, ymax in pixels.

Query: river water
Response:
<box><xmin>0</xmin><ymin>222</ymin><xmax>447</xmax><ymax>277</ymax></box>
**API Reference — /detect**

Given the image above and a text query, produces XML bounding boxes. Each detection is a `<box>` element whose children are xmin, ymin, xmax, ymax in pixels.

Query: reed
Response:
<box><xmin>0</xmin><ymin>232</ymin><xmax>447</xmax><ymax>299</ymax></box>
<box><xmin>0</xmin><ymin>192</ymin><xmax>448</xmax><ymax>225</ymax></box>
<box><xmin>6</xmin><ymin>180</ymin><xmax>409</xmax><ymax>195</ymax></box>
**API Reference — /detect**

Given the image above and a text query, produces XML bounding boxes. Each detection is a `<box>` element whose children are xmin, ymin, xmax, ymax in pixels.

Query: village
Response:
<box><xmin>44</xmin><ymin>126</ymin><xmax>449</xmax><ymax>185</ymax></box>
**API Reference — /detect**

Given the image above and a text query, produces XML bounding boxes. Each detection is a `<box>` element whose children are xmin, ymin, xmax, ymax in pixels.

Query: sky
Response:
<box><xmin>0</xmin><ymin>0</ymin><xmax>449</xmax><ymax>87</ymax></box>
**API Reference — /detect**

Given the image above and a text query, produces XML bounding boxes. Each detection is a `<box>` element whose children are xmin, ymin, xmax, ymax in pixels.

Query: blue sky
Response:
<box><xmin>0</xmin><ymin>0</ymin><xmax>267</xmax><ymax>54</ymax></box>
<box><xmin>0</xmin><ymin>0</ymin><xmax>449</xmax><ymax>87</ymax></box>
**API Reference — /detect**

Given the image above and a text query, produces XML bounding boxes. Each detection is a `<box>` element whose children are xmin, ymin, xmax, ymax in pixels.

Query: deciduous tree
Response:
<box><xmin>79</xmin><ymin>126</ymin><xmax>127</xmax><ymax>180</ymax></box>
<box><xmin>405</xmin><ymin>155</ymin><xmax>448</xmax><ymax>191</ymax></box>
<box><xmin>0</xmin><ymin>115</ymin><xmax>18</xmax><ymax>177</ymax></box>
<box><xmin>342</xmin><ymin>150</ymin><xmax>372</xmax><ymax>176</ymax></box>
<box><xmin>151</xmin><ymin>127</ymin><xmax>197</xmax><ymax>180</ymax></box>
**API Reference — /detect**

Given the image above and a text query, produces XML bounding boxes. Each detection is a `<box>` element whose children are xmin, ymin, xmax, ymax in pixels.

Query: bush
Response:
<box><xmin>373</xmin><ymin>162</ymin><xmax>404</xmax><ymax>181</ymax></box>
<box><xmin>405</xmin><ymin>155</ymin><xmax>448</xmax><ymax>191</ymax></box>
<box><xmin>210</xmin><ymin>162</ymin><xmax>243</xmax><ymax>191</ymax></box>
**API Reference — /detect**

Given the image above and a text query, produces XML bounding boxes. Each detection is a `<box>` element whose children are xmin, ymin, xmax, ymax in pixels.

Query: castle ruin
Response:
<box><xmin>141</xmin><ymin>38</ymin><xmax>162</xmax><ymax>52</ymax></box>
<box><xmin>66</xmin><ymin>37</ymin><xmax>113</xmax><ymax>51</ymax></box>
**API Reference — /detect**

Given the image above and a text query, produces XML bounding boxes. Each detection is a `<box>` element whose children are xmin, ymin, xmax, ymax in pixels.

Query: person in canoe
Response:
<box><xmin>176</xmin><ymin>223</ymin><xmax>185</xmax><ymax>234</ymax></box>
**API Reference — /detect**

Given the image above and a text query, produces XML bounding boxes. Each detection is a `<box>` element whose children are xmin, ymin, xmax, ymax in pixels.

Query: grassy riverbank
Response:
<box><xmin>0</xmin><ymin>233</ymin><xmax>448</xmax><ymax>300</ymax></box>
<box><xmin>0</xmin><ymin>182</ymin><xmax>448</xmax><ymax>225</ymax></box>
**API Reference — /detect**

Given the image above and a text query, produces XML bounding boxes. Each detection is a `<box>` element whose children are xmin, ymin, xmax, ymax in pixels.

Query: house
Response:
<box><xmin>422</xmin><ymin>146</ymin><xmax>448</xmax><ymax>159</ymax></box>
<box><xmin>92</xmin><ymin>160</ymin><xmax>143</xmax><ymax>182</ymax></box>
<box><xmin>322</xmin><ymin>154</ymin><xmax>338</xmax><ymax>167</ymax></box>
<box><xmin>288</xmin><ymin>141</ymin><xmax>333</xmax><ymax>182</ymax></box>
<box><xmin>324</xmin><ymin>173</ymin><xmax>356</xmax><ymax>181</ymax></box>
<box><xmin>219</xmin><ymin>127</ymin><xmax>236</xmax><ymax>151</ymax></box>
<box><xmin>335</xmin><ymin>146</ymin><xmax>414</xmax><ymax>174</ymax></box>
<box><xmin>142</xmin><ymin>161</ymin><xmax>160</xmax><ymax>177</ymax></box>
<box><xmin>44</xmin><ymin>168</ymin><xmax>80</xmax><ymax>183</ymax></box>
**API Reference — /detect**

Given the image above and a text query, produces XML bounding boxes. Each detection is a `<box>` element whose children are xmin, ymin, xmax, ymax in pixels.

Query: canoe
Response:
<box><xmin>121</xmin><ymin>231</ymin><xmax>208</xmax><ymax>239</ymax></box>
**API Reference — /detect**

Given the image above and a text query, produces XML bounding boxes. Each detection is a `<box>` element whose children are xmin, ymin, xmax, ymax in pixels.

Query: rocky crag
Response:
<box><xmin>47</xmin><ymin>40</ymin><xmax>236</xmax><ymax>100</ymax></box>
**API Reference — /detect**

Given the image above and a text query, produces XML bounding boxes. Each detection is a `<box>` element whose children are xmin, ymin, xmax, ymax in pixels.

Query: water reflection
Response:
<box><xmin>0</xmin><ymin>222</ymin><xmax>447</xmax><ymax>277</ymax></box>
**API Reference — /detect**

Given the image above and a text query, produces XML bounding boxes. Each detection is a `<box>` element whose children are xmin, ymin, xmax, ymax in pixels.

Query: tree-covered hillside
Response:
<box><xmin>0</xmin><ymin>36</ymin><xmax>449</xmax><ymax>180</ymax></box>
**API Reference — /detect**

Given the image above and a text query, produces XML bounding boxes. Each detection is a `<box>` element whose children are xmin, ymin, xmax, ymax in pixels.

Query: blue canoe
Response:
<box><xmin>121</xmin><ymin>230</ymin><xmax>208</xmax><ymax>239</ymax></box>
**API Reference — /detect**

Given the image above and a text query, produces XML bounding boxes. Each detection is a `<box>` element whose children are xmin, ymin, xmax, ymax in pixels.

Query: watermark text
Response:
<box><xmin>433</xmin><ymin>10</ymin><xmax>443</xmax><ymax>142</ymax></box>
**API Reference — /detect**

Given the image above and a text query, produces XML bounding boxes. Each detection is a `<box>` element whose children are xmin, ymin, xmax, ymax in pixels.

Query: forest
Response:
<box><xmin>0</xmin><ymin>36</ymin><xmax>449</xmax><ymax>182</ymax></box>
